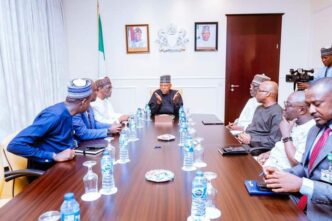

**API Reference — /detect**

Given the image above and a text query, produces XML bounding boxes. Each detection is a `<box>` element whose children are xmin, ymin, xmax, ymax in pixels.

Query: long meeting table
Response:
<box><xmin>0</xmin><ymin>114</ymin><xmax>307</xmax><ymax>221</ymax></box>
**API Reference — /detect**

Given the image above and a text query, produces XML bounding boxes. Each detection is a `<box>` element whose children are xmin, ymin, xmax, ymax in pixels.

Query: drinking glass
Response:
<box><xmin>204</xmin><ymin>171</ymin><xmax>221</xmax><ymax>219</ymax></box>
<box><xmin>38</xmin><ymin>211</ymin><xmax>60</xmax><ymax>221</ymax></box>
<box><xmin>186</xmin><ymin>108</ymin><xmax>195</xmax><ymax>126</ymax></box>
<box><xmin>105</xmin><ymin>137</ymin><xmax>116</xmax><ymax>165</ymax></box>
<box><xmin>193</xmin><ymin>137</ymin><xmax>207</xmax><ymax>168</ymax></box>
<box><xmin>81</xmin><ymin>160</ymin><xmax>101</xmax><ymax>201</ymax></box>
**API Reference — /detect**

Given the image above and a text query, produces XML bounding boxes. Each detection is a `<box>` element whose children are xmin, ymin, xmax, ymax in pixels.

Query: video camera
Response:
<box><xmin>285</xmin><ymin>68</ymin><xmax>314</xmax><ymax>90</ymax></box>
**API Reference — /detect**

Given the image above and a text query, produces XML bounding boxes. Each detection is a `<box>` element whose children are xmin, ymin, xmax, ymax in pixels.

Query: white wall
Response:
<box><xmin>63</xmin><ymin>0</ymin><xmax>315</xmax><ymax>120</ymax></box>
<box><xmin>310</xmin><ymin>0</ymin><xmax>332</xmax><ymax>67</ymax></box>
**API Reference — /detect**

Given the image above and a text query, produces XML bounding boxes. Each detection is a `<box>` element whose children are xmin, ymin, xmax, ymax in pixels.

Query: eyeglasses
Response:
<box><xmin>250</xmin><ymin>83</ymin><xmax>259</xmax><ymax>88</ymax></box>
<box><xmin>257</xmin><ymin>89</ymin><xmax>269</xmax><ymax>93</ymax></box>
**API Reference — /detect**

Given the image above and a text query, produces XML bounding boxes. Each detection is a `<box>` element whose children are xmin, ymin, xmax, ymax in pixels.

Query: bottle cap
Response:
<box><xmin>64</xmin><ymin>192</ymin><xmax>74</xmax><ymax>200</ymax></box>
<box><xmin>328</xmin><ymin>153</ymin><xmax>332</xmax><ymax>162</ymax></box>
<box><xmin>196</xmin><ymin>171</ymin><xmax>203</xmax><ymax>176</ymax></box>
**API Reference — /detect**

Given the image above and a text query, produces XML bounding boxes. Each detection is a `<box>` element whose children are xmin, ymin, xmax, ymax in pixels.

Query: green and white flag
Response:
<box><xmin>98</xmin><ymin>1</ymin><xmax>106</xmax><ymax>77</ymax></box>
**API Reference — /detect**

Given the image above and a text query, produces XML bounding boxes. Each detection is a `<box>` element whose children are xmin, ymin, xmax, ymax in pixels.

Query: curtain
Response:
<box><xmin>0</xmin><ymin>0</ymin><xmax>68</xmax><ymax>140</ymax></box>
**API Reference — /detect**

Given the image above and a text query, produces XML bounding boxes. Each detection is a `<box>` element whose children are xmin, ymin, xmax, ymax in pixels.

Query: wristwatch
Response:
<box><xmin>282</xmin><ymin>137</ymin><xmax>293</xmax><ymax>143</ymax></box>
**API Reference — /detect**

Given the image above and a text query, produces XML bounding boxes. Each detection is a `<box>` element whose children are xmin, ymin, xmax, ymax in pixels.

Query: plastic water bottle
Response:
<box><xmin>145</xmin><ymin>104</ymin><xmax>152</xmax><ymax>121</ymax></box>
<box><xmin>60</xmin><ymin>192</ymin><xmax>80</xmax><ymax>221</ymax></box>
<box><xmin>179</xmin><ymin>123</ymin><xmax>188</xmax><ymax>147</ymax></box>
<box><xmin>129</xmin><ymin>117</ymin><xmax>138</xmax><ymax>142</ymax></box>
<box><xmin>136</xmin><ymin>108</ymin><xmax>144</xmax><ymax>128</ymax></box>
<box><xmin>100</xmin><ymin>150</ymin><xmax>117</xmax><ymax>195</ymax></box>
<box><xmin>118</xmin><ymin>132</ymin><xmax>130</xmax><ymax>164</ymax></box>
<box><xmin>179</xmin><ymin>110</ymin><xmax>186</xmax><ymax>125</ymax></box>
<box><xmin>179</xmin><ymin>105</ymin><xmax>184</xmax><ymax>115</ymax></box>
<box><xmin>190</xmin><ymin>171</ymin><xmax>207</xmax><ymax>220</ymax></box>
<box><xmin>182</xmin><ymin>135</ymin><xmax>196</xmax><ymax>171</ymax></box>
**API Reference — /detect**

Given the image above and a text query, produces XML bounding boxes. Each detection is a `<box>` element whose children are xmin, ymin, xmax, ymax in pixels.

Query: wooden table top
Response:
<box><xmin>0</xmin><ymin>114</ymin><xmax>307</xmax><ymax>221</ymax></box>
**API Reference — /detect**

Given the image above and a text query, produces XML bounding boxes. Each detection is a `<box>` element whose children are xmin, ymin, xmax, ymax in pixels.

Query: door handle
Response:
<box><xmin>230</xmin><ymin>84</ymin><xmax>240</xmax><ymax>92</ymax></box>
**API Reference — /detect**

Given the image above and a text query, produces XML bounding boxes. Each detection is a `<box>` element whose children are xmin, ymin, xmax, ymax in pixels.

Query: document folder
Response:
<box><xmin>244</xmin><ymin>180</ymin><xmax>283</xmax><ymax>196</ymax></box>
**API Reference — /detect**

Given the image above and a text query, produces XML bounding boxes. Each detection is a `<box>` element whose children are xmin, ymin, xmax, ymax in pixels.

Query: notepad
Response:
<box><xmin>75</xmin><ymin>143</ymin><xmax>106</xmax><ymax>155</ymax></box>
<box><xmin>201</xmin><ymin>115</ymin><xmax>224</xmax><ymax>125</ymax></box>
<box><xmin>244</xmin><ymin>180</ymin><xmax>282</xmax><ymax>196</ymax></box>
<box><xmin>218</xmin><ymin>146</ymin><xmax>249</xmax><ymax>155</ymax></box>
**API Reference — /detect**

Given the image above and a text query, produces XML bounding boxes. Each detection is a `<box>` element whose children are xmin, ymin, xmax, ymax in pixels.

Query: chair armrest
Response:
<box><xmin>249</xmin><ymin>147</ymin><xmax>272</xmax><ymax>156</ymax></box>
<box><xmin>4</xmin><ymin>169</ymin><xmax>44</xmax><ymax>182</ymax></box>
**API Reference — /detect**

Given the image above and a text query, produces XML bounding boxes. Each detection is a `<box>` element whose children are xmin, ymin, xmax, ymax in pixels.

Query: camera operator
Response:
<box><xmin>297</xmin><ymin>45</ymin><xmax>332</xmax><ymax>90</ymax></box>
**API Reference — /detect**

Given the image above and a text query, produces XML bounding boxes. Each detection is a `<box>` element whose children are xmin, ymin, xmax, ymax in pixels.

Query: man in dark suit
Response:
<box><xmin>148</xmin><ymin>75</ymin><xmax>183</xmax><ymax>117</ymax></box>
<box><xmin>265</xmin><ymin>77</ymin><xmax>332</xmax><ymax>220</ymax></box>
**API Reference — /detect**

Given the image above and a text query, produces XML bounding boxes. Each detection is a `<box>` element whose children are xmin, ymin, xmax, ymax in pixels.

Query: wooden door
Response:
<box><xmin>224</xmin><ymin>14</ymin><xmax>282</xmax><ymax>123</ymax></box>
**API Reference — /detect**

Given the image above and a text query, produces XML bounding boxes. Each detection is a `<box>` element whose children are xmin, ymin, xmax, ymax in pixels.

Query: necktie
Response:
<box><xmin>297</xmin><ymin>127</ymin><xmax>331</xmax><ymax>211</ymax></box>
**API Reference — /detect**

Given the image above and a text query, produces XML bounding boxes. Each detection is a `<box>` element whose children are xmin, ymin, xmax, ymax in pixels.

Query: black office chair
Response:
<box><xmin>1</xmin><ymin>132</ymin><xmax>44</xmax><ymax>197</ymax></box>
<box><xmin>248</xmin><ymin>146</ymin><xmax>272</xmax><ymax>156</ymax></box>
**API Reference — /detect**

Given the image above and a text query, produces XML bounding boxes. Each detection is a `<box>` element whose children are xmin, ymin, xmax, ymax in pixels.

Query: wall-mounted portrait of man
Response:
<box><xmin>195</xmin><ymin>22</ymin><xmax>218</xmax><ymax>51</ymax></box>
<box><xmin>126</xmin><ymin>24</ymin><xmax>150</xmax><ymax>53</ymax></box>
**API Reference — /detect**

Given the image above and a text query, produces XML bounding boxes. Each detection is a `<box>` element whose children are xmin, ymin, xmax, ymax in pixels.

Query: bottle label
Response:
<box><xmin>191</xmin><ymin>186</ymin><xmax>207</xmax><ymax>217</ymax></box>
<box><xmin>101</xmin><ymin>161</ymin><xmax>112</xmax><ymax>173</ymax></box>
<box><xmin>61</xmin><ymin>210</ymin><xmax>80</xmax><ymax>221</ymax></box>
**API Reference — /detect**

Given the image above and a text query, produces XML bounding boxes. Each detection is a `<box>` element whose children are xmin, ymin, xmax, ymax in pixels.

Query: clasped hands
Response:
<box><xmin>261</xmin><ymin>166</ymin><xmax>302</xmax><ymax>193</ymax></box>
<box><xmin>154</xmin><ymin>91</ymin><xmax>180</xmax><ymax>105</ymax></box>
<box><xmin>236</xmin><ymin>132</ymin><xmax>251</xmax><ymax>144</ymax></box>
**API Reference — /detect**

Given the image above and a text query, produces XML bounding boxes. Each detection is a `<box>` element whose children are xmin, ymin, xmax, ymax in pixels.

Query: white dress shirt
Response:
<box><xmin>264</xmin><ymin>119</ymin><xmax>316</xmax><ymax>170</ymax></box>
<box><xmin>91</xmin><ymin>97</ymin><xmax>122</xmax><ymax>124</ymax></box>
<box><xmin>237</xmin><ymin>97</ymin><xmax>260</xmax><ymax>129</ymax></box>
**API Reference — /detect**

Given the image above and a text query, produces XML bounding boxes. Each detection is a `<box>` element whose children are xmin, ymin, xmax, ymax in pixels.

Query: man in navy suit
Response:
<box><xmin>73</xmin><ymin>80</ymin><xmax>121</xmax><ymax>141</ymax></box>
<box><xmin>265</xmin><ymin>78</ymin><xmax>332</xmax><ymax>220</ymax></box>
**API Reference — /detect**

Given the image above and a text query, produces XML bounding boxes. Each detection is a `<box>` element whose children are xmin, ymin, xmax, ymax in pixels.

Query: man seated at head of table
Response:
<box><xmin>148</xmin><ymin>75</ymin><xmax>183</xmax><ymax>117</ymax></box>
<box><xmin>237</xmin><ymin>81</ymin><xmax>283</xmax><ymax>152</ymax></box>
<box><xmin>227</xmin><ymin>73</ymin><xmax>271</xmax><ymax>133</ymax></box>
<box><xmin>7</xmin><ymin>78</ymin><xmax>94</xmax><ymax>171</ymax></box>
<box><xmin>264</xmin><ymin>78</ymin><xmax>332</xmax><ymax>220</ymax></box>
<box><xmin>257</xmin><ymin>91</ymin><xmax>315</xmax><ymax>170</ymax></box>
<box><xmin>73</xmin><ymin>80</ymin><xmax>122</xmax><ymax>142</ymax></box>
<box><xmin>91</xmin><ymin>76</ymin><xmax>129</xmax><ymax>124</ymax></box>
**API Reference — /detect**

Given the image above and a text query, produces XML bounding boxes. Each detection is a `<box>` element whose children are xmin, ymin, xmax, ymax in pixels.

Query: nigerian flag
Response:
<box><xmin>98</xmin><ymin>2</ymin><xmax>106</xmax><ymax>77</ymax></box>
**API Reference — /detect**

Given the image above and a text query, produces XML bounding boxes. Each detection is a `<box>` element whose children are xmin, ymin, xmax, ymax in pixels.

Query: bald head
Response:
<box><xmin>261</xmin><ymin>81</ymin><xmax>278</xmax><ymax>95</ymax></box>
<box><xmin>305</xmin><ymin>77</ymin><xmax>332</xmax><ymax>125</ymax></box>
<box><xmin>256</xmin><ymin>81</ymin><xmax>278</xmax><ymax>104</ymax></box>
<box><xmin>288</xmin><ymin>91</ymin><xmax>306</xmax><ymax>104</ymax></box>
<box><xmin>284</xmin><ymin>91</ymin><xmax>312</xmax><ymax>123</ymax></box>
<box><xmin>309</xmin><ymin>77</ymin><xmax>332</xmax><ymax>94</ymax></box>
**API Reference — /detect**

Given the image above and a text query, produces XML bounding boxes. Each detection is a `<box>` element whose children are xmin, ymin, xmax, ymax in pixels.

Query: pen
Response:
<box><xmin>259</xmin><ymin>171</ymin><xmax>266</xmax><ymax>178</ymax></box>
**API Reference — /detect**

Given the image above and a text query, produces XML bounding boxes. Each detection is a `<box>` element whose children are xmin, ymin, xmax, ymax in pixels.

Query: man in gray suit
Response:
<box><xmin>265</xmin><ymin>77</ymin><xmax>332</xmax><ymax>220</ymax></box>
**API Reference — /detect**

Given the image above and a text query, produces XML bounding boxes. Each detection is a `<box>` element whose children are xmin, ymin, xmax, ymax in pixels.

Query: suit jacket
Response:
<box><xmin>288</xmin><ymin>125</ymin><xmax>332</xmax><ymax>221</ymax></box>
<box><xmin>148</xmin><ymin>89</ymin><xmax>183</xmax><ymax>117</ymax></box>
<box><xmin>73</xmin><ymin>107</ymin><xmax>111</xmax><ymax>141</ymax></box>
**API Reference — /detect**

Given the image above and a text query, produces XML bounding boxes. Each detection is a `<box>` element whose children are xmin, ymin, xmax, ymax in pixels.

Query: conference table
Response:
<box><xmin>0</xmin><ymin>114</ymin><xmax>307</xmax><ymax>221</ymax></box>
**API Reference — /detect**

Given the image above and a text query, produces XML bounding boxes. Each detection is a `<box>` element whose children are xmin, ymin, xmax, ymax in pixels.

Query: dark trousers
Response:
<box><xmin>27</xmin><ymin>160</ymin><xmax>54</xmax><ymax>183</ymax></box>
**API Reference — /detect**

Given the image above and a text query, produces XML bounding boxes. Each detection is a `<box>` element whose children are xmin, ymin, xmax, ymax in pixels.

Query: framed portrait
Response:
<box><xmin>195</xmin><ymin>22</ymin><xmax>218</xmax><ymax>51</ymax></box>
<box><xmin>125</xmin><ymin>24</ymin><xmax>150</xmax><ymax>54</ymax></box>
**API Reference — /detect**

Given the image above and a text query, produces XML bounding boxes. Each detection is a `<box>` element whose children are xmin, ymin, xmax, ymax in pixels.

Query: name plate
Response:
<box><xmin>154</xmin><ymin>114</ymin><xmax>174</xmax><ymax>126</ymax></box>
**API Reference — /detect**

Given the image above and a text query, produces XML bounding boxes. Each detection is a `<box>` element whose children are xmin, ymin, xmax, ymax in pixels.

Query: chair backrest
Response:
<box><xmin>1</xmin><ymin>131</ymin><xmax>27</xmax><ymax>171</ymax></box>
<box><xmin>0</xmin><ymin>131</ymin><xmax>28</xmax><ymax>196</ymax></box>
